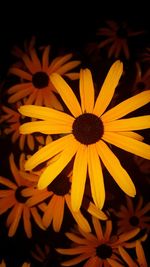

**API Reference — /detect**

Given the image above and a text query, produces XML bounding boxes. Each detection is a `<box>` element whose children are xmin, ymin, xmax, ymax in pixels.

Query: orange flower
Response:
<box><xmin>7</xmin><ymin>46</ymin><xmax>80</xmax><ymax>109</ymax></box>
<box><xmin>112</xmin><ymin>195</ymin><xmax>150</xmax><ymax>234</ymax></box>
<box><xmin>0</xmin><ymin>154</ymin><xmax>45</xmax><ymax>238</ymax></box>
<box><xmin>56</xmin><ymin>216</ymin><xmax>141</xmax><ymax>266</ymax></box>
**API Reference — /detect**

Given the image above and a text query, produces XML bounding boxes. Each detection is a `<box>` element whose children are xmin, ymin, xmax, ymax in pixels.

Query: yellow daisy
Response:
<box><xmin>0</xmin><ymin>260</ymin><xmax>30</xmax><ymax>267</ymax></box>
<box><xmin>7</xmin><ymin>46</ymin><xmax>81</xmax><ymax>109</ymax></box>
<box><xmin>19</xmin><ymin>60</ymin><xmax>150</xmax><ymax>212</ymax></box>
<box><xmin>56</xmin><ymin>216</ymin><xmax>140</xmax><ymax>266</ymax></box>
<box><xmin>97</xmin><ymin>20</ymin><xmax>144</xmax><ymax>59</ymax></box>
<box><xmin>0</xmin><ymin>105</ymin><xmax>44</xmax><ymax>151</ymax></box>
<box><xmin>21</xmin><ymin>167</ymin><xmax>107</xmax><ymax>232</ymax></box>
<box><xmin>112</xmin><ymin>195</ymin><xmax>150</xmax><ymax>234</ymax></box>
<box><xmin>119</xmin><ymin>240</ymin><xmax>148</xmax><ymax>267</ymax></box>
<box><xmin>0</xmin><ymin>153</ymin><xmax>45</xmax><ymax>238</ymax></box>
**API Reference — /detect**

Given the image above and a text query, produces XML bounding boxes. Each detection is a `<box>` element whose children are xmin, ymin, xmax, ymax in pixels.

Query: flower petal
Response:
<box><xmin>20</xmin><ymin>121</ymin><xmax>72</xmax><ymax>134</ymax></box>
<box><xmin>96</xmin><ymin>140</ymin><xmax>136</xmax><ymax>197</ymax></box>
<box><xmin>103</xmin><ymin>115</ymin><xmax>150</xmax><ymax>131</ymax></box>
<box><xmin>71</xmin><ymin>144</ymin><xmax>88</xmax><ymax>211</ymax></box>
<box><xmin>53</xmin><ymin>196</ymin><xmax>65</xmax><ymax>232</ymax></box>
<box><xmin>102</xmin><ymin>132</ymin><xmax>150</xmax><ymax>160</ymax></box>
<box><xmin>79</xmin><ymin>69</ymin><xmax>95</xmax><ymax>113</ymax></box>
<box><xmin>101</xmin><ymin>90</ymin><xmax>150</xmax><ymax>122</ymax></box>
<box><xmin>38</xmin><ymin>137</ymin><xmax>79</xmax><ymax>189</ymax></box>
<box><xmin>9</xmin><ymin>67</ymin><xmax>32</xmax><ymax>81</ymax></box>
<box><xmin>93</xmin><ymin>60</ymin><xmax>123</xmax><ymax>116</ymax></box>
<box><xmin>88</xmin><ymin>144</ymin><xmax>105</xmax><ymax>209</ymax></box>
<box><xmin>19</xmin><ymin>105</ymin><xmax>74</xmax><ymax>124</ymax></box>
<box><xmin>50</xmin><ymin>73</ymin><xmax>82</xmax><ymax>117</ymax></box>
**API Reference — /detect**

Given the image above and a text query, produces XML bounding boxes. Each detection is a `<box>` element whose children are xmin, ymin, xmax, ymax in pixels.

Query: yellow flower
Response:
<box><xmin>0</xmin><ymin>154</ymin><xmax>45</xmax><ymax>238</ymax></box>
<box><xmin>56</xmin><ymin>216</ymin><xmax>140</xmax><ymax>266</ymax></box>
<box><xmin>19</xmin><ymin>60</ymin><xmax>150</xmax><ymax>212</ymax></box>
<box><xmin>0</xmin><ymin>105</ymin><xmax>43</xmax><ymax>151</ymax></box>
<box><xmin>7</xmin><ymin>46</ymin><xmax>80</xmax><ymax>109</ymax></box>
<box><xmin>119</xmin><ymin>240</ymin><xmax>148</xmax><ymax>267</ymax></box>
<box><xmin>97</xmin><ymin>20</ymin><xmax>144</xmax><ymax>59</ymax></box>
<box><xmin>112</xmin><ymin>195</ymin><xmax>150</xmax><ymax>234</ymax></box>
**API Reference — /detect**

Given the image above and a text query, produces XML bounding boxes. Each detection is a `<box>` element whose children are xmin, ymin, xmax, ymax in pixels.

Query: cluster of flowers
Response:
<box><xmin>0</xmin><ymin>20</ymin><xmax>150</xmax><ymax>266</ymax></box>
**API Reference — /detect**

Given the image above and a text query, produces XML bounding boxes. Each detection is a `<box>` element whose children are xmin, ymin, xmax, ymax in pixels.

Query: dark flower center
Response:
<box><xmin>117</xmin><ymin>27</ymin><xmax>128</xmax><ymax>38</ymax></box>
<box><xmin>129</xmin><ymin>216</ymin><xmax>139</xmax><ymax>226</ymax></box>
<box><xmin>96</xmin><ymin>244</ymin><xmax>112</xmax><ymax>259</ymax></box>
<box><xmin>47</xmin><ymin>174</ymin><xmax>71</xmax><ymax>196</ymax></box>
<box><xmin>32</xmin><ymin>71</ymin><xmax>49</xmax><ymax>89</ymax></box>
<box><xmin>15</xmin><ymin>186</ymin><xmax>27</xmax><ymax>203</ymax></box>
<box><xmin>136</xmin><ymin>81</ymin><xmax>146</xmax><ymax>91</ymax></box>
<box><xmin>72</xmin><ymin>113</ymin><xmax>104</xmax><ymax>145</ymax></box>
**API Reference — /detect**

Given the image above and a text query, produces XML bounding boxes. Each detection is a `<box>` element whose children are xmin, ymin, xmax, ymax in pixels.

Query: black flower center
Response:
<box><xmin>129</xmin><ymin>216</ymin><xmax>139</xmax><ymax>226</ymax></box>
<box><xmin>72</xmin><ymin>113</ymin><xmax>104</xmax><ymax>145</ymax></box>
<box><xmin>136</xmin><ymin>81</ymin><xmax>146</xmax><ymax>91</ymax></box>
<box><xmin>32</xmin><ymin>71</ymin><xmax>49</xmax><ymax>89</ymax></box>
<box><xmin>47</xmin><ymin>174</ymin><xmax>71</xmax><ymax>196</ymax></box>
<box><xmin>96</xmin><ymin>244</ymin><xmax>112</xmax><ymax>259</ymax></box>
<box><xmin>117</xmin><ymin>27</ymin><xmax>128</xmax><ymax>38</ymax></box>
<box><xmin>15</xmin><ymin>186</ymin><xmax>27</xmax><ymax>203</ymax></box>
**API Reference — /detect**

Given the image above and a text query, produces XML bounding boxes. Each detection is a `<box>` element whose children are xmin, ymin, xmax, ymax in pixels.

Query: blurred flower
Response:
<box><xmin>0</xmin><ymin>104</ymin><xmax>44</xmax><ymax>150</ymax></box>
<box><xmin>19</xmin><ymin>61</ymin><xmax>150</xmax><ymax>212</ymax></box>
<box><xmin>0</xmin><ymin>154</ymin><xmax>45</xmax><ymax>238</ymax></box>
<box><xmin>97</xmin><ymin>20</ymin><xmax>144</xmax><ymax>59</ymax></box>
<box><xmin>11</xmin><ymin>36</ymin><xmax>36</xmax><ymax>59</ymax></box>
<box><xmin>133</xmin><ymin>155</ymin><xmax>150</xmax><ymax>174</ymax></box>
<box><xmin>7</xmin><ymin>46</ymin><xmax>81</xmax><ymax>109</ymax></box>
<box><xmin>56</xmin><ymin>216</ymin><xmax>140</xmax><ymax>266</ymax></box>
<box><xmin>119</xmin><ymin>239</ymin><xmax>148</xmax><ymax>267</ymax></box>
<box><xmin>112</xmin><ymin>196</ymin><xmax>150</xmax><ymax>234</ymax></box>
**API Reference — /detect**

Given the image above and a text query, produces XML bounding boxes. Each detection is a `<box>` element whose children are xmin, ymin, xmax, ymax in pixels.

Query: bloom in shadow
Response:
<box><xmin>56</xmin><ymin>216</ymin><xmax>140</xmax><ymax>266</ymax></box>
<box><xmin>0</xmin><ymin>154</ymin><xmax>45</xmax><ymax>238</ymax></box>
<box><xmin>97</xmin><ymin>20</ymin><xmax>144</xmax><ymax>59</ymax></box>
<box><xmin>7</xmin><ymin>46</ymin><xmax>81</xmax><ymax>109</ymax></box>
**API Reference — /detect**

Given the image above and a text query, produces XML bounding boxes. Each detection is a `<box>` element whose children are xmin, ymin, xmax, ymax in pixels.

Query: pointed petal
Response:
<box><xmin>42</xmin><ymin>195</ymin><xmax>57</xmax><ymax>227</ymax></box>
<box><xmin>93</xmin><ymin>60</ymin><xmax>123</xmax><ymax>116</ymax></box>
<box><xmin>96</xmin><ymin>140</ymin><xmax>136</xmax><ymax>197</ymax></box>
<box><xmin>38</xmin><ymin>137</ymin><xmax>79</xmax><ymax>189</ymax></box>
<box><xmin>9</xmin><ymin>67</ymin><xmax>32</xmax><ymax>80</ymax></box>
<box><xmin>23</xmin><ymin>206</ymin><xmax>32</xmax><ymax>238</ymax></box>
<box><xmin>103</xmin><ymin>115</ymin><xmax>150</xmax><ymax>131</ymax></box>
<box><xmin>101</xmin><ymin>90</ymin><xmax>150</xmax><ymax>122</ymax></box>
<box><xmin>20</xmin><ymin>120</ymin><xmax>72</xmax><ymax>134</ymax></box>
<box><xmin>92</xmin><ymin>217</ymin><xmax>104</xmax><ymax>240</ymax></box>
<box><xmin>102</xmin><ymin>132</ymin><xmax>150</xmax><ymax>160</ymax></box>
<box><xmin>116</xmin><ymin>131</ymin><xmax>144</xmax><ymax>141</ymax></box>
<box><xmin>42</xmin><ymin>46</ymin><xmax>50</xmax><ymax>70</ymax></box>
<box><xmin>88</xmin><ymin>144</ymin><xmax>105</xmax><ymax>209</ymax></box>
<box><xmin>8</xmin><ymin>204</ymin><xmax>23</xmax><ymax>237</ymax></box>
<box><xmin>57</xmin><ymin>61</ymin><xmax>81</xmax><ymax>75</ymax></box>
<box><xmin>50</xmin><ymin>73</ymin><xmax>82</xmax><ymax>117</ymax></box>
<box><xmin>136</xmin><ymin>241</ymin><xmax>148</xmax><ymax>267</ymax></box>
<box><xmin>65</xmin><ymin>195</ymin><xmax>91</xmax><ymax>232</ymax></box>
<box><xmin>87</xmin><ymin>202</ymin><xmax>107</xmax><ymax>220</ymax></box>
<box><xmin>71</xmin><ymin>145</ymin><xmax>88</xmax><ymax>211</ymax></box>
<box><xmin>79</xmin><ymin>69</ymin><xmax>95</xmax><ymax>113</ymax></box>
<box><xmin>118</xmin><ymin>246</ymin><xmax>137</xmax><ymax>267</ymax></box>
<box><xmin>30</xmin><ymin>207</ymin><xmax>45</xmax><ymax>230</ymax></box>
<box><xmin>30</xmin><ymin>48</ymin><xmax>41</xmax><ymax>70</ymax></box>
<box><xmin>49</xmin><ymin>53</ymin><xmax>73</xmax><ymax>73</ymax></box>
<box><xmin>19</xmin><ymin>104</ymin><xmax>74</xmax><ymax>124</ymax></box>
<box><xmin>24</xmin><ymin>134</ymin><xmax>74</xmax><ymax>170</ymax></box>
<box><xmin>53</xmin><ymin>196</ymin><xmax>65</xmax><ymax>232</ymax></box>
<box><xmin>107</xmin><ymin>258</ymin><xmax>124</xmax><ymax>267</ymax></box>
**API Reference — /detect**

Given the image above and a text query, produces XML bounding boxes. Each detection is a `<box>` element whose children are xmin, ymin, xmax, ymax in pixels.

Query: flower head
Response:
<box><xmin>7</xmin><ymin>46</ymin><xmax>81</xmax><ymax>109</ymax></box>
<box><xmin>0</xmin><ymin>153</ymin><xmax>45</xmax><ymax>237</ymax></box>
<box><xmin>19</xmin><ymin>60</ymin><xmax>150</xmax><ymax>211</ymax></box>
<box><xmin>112</xmin><ymin>195</ymin><xmax>150</xmax><ymax>234</ymax></box>
<box><xmin>56</xmin><ymin>216</ymin><xmax>140</xmax><ymax>266</ymax></box>
<box><xmin>97</xmin><ymin>20</ymin><xmax>144</xmax><ymax>59</ymax></box>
